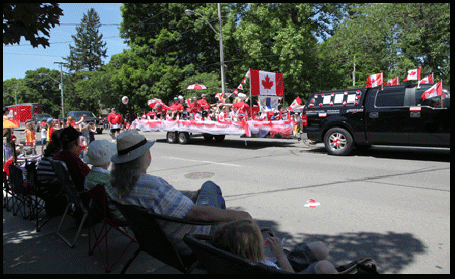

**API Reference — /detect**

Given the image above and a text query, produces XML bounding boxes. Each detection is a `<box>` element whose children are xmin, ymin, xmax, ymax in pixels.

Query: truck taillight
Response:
<box><xmin>302</xmin><ymin>113</ymin><xmax>307</xmax><ymax>127</ymax></box>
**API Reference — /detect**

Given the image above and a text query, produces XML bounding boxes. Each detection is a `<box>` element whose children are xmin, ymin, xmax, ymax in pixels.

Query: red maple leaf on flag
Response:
<box><xmin>262</xmin><ymin>75</ymin><xmax>274</xmax><ymax>89</ymax></box>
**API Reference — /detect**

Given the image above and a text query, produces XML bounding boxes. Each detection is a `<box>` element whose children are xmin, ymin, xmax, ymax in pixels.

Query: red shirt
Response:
<box><xmin>53</xmin><ymin>150</ymin><xmax>90</xmax><ymax>192</ymax></box>
<box><xmin>169</xmin><ymin>103</ymin><xmax>184</xmax><ymax>111</ymax></box>
<box><xmin>107</xmin><ymin>113</ymin><xmax>122</xmax><ymax>124</ymax></box>
<box><xmin>197</xmin><ymin>99</ymin><xmax>210</xmax><ymax>110</ymax></box>
<box><xmin>187</xmin><ymin>103</ymin><xmax>200</xmax><ymax>114</ymax></box>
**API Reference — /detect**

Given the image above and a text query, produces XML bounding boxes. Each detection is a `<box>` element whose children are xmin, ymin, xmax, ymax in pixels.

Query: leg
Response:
<box><xmin>314</xmin><ymin>260</ymin><xmax>338</xmax><ymax>274</ymax></box>
<box><xmin>195</xmin><ymin>180</ymin><xmax>226</xmax><ymax>210</ymax></box>
<box><xmin>307</xmin><ymin>241</ymin><xmax>329</xmax><ymax>261</ymax></box>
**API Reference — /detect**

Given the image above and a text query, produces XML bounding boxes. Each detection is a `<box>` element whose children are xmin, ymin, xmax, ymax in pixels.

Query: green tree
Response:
<box><xmin>320</xmin><ymin>3</ymin><xmax>450</xmax><ymax>88</ymax></box>
<box><xmin>64</xmin><ymin>8</ymin><xmax>107</xmax><ymax>72</ymax></box>
<box><xmin>3</xmin><ymin>3</ymin><xmax>63</xmax><ymax>48</ymax></box>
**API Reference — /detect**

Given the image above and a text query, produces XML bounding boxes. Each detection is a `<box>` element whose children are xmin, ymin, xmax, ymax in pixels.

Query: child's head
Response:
<box><xmin>213</xmin><ymin>219</ymin><xmax>265</xmax><ymax>262</ymax></box>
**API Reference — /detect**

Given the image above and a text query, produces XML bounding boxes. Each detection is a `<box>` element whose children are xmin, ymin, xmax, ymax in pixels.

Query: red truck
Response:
<box><xmin>5</xmin><ymin>103</ymin><xmax>43</xmax><ymax>130</ymax></box>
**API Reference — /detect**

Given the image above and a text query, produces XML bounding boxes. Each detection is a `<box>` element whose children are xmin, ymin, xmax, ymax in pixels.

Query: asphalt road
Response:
<box><xmin>13</xmin><ymin>130</ymin><xmax>450</xmax><ymax>274</ymax></box>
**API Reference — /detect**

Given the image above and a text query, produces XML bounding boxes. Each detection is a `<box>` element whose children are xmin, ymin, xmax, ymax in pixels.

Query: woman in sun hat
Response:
<box><xmin>84</xmin><ymin>139</ymin><xmax>126</xmax><ymax>221</ymax></box>
<box><xmin>109</xmin><ymin>129</ymin><xmax>252</xmax><ymax>256</ymax></box>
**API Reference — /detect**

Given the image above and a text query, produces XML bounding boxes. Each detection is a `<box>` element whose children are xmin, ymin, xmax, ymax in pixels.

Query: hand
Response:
<box><xmin>266</xmin><ymin>237</ymin><xmax>285</xmax><ymax>258</ymax></box>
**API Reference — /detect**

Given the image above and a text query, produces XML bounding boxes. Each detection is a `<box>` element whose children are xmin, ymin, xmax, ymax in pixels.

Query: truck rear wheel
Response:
<box><xmin>324</xmin><ymin>128</ymin><xmax>354</xmax><ymax>156</ymax></box>
<box><xmin>167</xmin><ymin>132</ymin><xmax>177</xmax><ymax>143</ymax></box>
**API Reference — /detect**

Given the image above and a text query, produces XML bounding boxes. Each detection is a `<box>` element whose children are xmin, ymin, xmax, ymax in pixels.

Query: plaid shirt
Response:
<box><xmin>110</xmin><ymin>173</ymin><xmax>210</xmax><ymax>255</ymax></box>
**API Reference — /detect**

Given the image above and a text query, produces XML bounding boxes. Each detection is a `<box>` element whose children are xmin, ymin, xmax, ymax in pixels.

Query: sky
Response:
<box><xmin>3</xmin><ymin>3</ymin><xmax>129</xmax><ymax>81</ymax></box>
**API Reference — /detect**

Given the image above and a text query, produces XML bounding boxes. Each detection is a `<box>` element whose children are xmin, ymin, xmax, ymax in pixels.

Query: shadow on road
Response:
<box><xmin>303</xmin><ymin>145</ymin><xmax>450</xmax><ymax>162</ymax></box>
<box><xmin>254</xmin><ymin>218</ymin><xmax>426</xmax><ymax>274</ymax></box>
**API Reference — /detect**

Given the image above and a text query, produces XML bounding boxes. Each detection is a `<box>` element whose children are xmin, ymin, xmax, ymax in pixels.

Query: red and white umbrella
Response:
<box><xmin>186</xmin><ymin>84</ymin><xmax>207</xmax><ymax>90</ymax></box>
<box><xmin>148</xmin><ymin>98</ymin><xmax>163</xmax><ymax>109</ymax></box>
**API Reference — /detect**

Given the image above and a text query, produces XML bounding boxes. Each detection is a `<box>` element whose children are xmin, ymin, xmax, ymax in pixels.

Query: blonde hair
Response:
<box><xmin>213</xmin><ymin>219</ymin><xmax>265</xmax><ymax>262</ymax></box>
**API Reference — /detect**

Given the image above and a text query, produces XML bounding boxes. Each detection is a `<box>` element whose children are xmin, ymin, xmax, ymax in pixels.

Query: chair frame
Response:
<box><xmin>111</xmin><ymin>200</ymin><xmax>219</xmax><ymax>274</ymax></box>
<box><xmin>183</xmin><ymin>233</ymin><xmax>292</xmax><ymax>274</ymax></box>
<box><xmin>24</xmin><ymin>160</ymin><xmax>53</xmax><ymax>232</ymax></box>
<box><xmin>8</xmin><ymin>164</ymin><xmax>31</xmax><ymax>219</ymax></box>
<box><xmin>86</xmin><ymin>184</ymin><xmax>137</xmax><ymax>273</ymax></box>
<box><xmin>49</xmin><ymin>158</ymin><xmax>89</xmax><ymax>248</ymax></box>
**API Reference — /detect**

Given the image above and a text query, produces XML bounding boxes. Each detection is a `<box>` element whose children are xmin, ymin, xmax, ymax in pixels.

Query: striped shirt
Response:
<box><xmin>110</xmin><ymin>173</ymin><xmax>210</xmax><ymax>255</ymax></box>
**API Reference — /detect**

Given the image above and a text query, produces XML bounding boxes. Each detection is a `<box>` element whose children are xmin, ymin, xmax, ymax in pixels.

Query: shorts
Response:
<box><xmin>285</xmin><ymin>242</ymin><xmax>319</xmax><ymax>273</ymax></box>
<box><xmin>110</xmin><ymin>128</ymin><xmax>120</xmax><ymax>134</ymax></box>
<box><xmin>41</xmin><ymin>139</ymin><xmax>47</xmax><ymax>145</ymax></box>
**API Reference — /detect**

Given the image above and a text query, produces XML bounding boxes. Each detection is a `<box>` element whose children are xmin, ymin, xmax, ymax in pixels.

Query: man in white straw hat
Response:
<box><xmin>109</xmin><ymin>130</ymin><xmax>252</xmax><ymax>255</ymax></box>
<box><xmin>83</xmin><ymin>139</ymin><xmax>125</xmax><ymax>221</ymax></box>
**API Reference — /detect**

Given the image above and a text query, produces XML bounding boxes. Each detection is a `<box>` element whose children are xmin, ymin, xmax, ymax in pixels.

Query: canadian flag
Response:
<box><xmin>287</xmin><ymin>96</ymin><xmax>302</xmax><ymax>111</ymax></box>
<box><xmin>237</xmin><ymin>83</ymin><xmax>244</xmax><ymax>90</ymax></box>
<box><xmin>404</xmin><ymin>68</ymin><xmax>421</xmax><ymax>81</ymax></box>
<box><xmin>418</xmin><ymin>73</ymin><xmax>434</xmax><ymax>85</ymax></box>
<box><xmin>250</xmin><ymin>69</ymin><xmax>284</xmax><ymax>96</ymax></box>
<box><xmin>384</xmin><ymin>78</ymin><xmax>399</xmax><ymax>86</ymax></box>
<box><xmin>421</xmin><ymin>81</ymin><xmax>443</xmax><ymax>100</ymax></box>
<box><xmin>366</xmin><ymin>73</ymin><xmax>383</xmax><ymax>88</ymax></box>
<box><xmin>215</xmin><ymin>93</ymin><xmax>226</xmax><ymax>103</ymax></box>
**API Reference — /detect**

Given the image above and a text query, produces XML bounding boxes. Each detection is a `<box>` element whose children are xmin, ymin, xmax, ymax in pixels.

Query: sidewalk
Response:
<box><xmin>3</xmin><ymin>204</ymin><xmax>179</xmax><ymax>274</ymax></box>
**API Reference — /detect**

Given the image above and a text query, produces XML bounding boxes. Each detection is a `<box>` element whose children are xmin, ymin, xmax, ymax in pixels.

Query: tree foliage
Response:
<box><xmin>4</xmin><ymin>3</ymin><xmax>450</xmax><ymax>116</ymax></box>
<box><xmin>63</xmin><ymin>8</ymin><xmax>107</xmax><ymax>72</ymax></box>
<box><xmin>3</xmin><ymin>3</ymin><xmax>63</xmax><ymax>48</ymax></box>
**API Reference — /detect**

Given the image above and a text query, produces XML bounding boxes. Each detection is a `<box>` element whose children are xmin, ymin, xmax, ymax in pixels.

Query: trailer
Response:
<box><xmin>132</xmin><ymin>68</ymin><xmax>296</xmax><ymax>144</ymax></box>
<box><xmin>130</xmin><ymin>118</ymin><xmax>295</xmax><ymax>144</ymax></box>
<box><xmin>5</xmin><ymin>103</ymin><xmax>43</xmax><ymax>130</ymax></box>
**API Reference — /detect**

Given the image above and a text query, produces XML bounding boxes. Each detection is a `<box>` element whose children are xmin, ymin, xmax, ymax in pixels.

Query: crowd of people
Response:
<box><xmin>141</xmin><ymin>94</ymin><xmax>302</xmax><ymax>127</ymax></box>
<box><xmin>4</xmin><ymin>110</ymin><xmax>337</xmax><ymax>273</ymax></box>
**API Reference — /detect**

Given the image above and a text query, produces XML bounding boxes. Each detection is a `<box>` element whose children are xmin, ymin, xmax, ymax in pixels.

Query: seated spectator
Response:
<box><xmin>109</xmin><ymin>130</ymin><xmax>252</xmax><ymax>255</ymax></box>
<box><xmin>83</xmin><ymin>139</ymin><xmax>125</xmax><ymax>221</ymax></box>
<box><xmin>36</xmin><ymin>129</ymin><xmax>67</xmax><ymax>216</ymax></box>
<box><xmin>213</xmin><ymin>220</ymin><xmax>338</xmax><ymax>274</ymax></box>
<box><xmin>53</xmin><ymin>126</ymin><xmax>91</xmax><ymax>192</ymax></box>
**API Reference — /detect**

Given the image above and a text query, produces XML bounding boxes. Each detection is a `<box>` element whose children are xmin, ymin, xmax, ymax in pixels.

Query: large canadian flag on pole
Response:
<box><xmin>404</xmin><ymin>68</ymin><xmax>421</xmax><ymax>81</ymax></box>
<box><xmin>366</xmin><ymin>73</ymin><xmax>383</xmax><ymax>88</ymax></box>
<box><xmin>250</xmin><ymin>69</ymin><xmax>284</xmax><ymax>96</ymax></box>
<box><xmin>421</xmin><ymin>81</ymin><xmax>443</xmax><ymax>100</ymax></box>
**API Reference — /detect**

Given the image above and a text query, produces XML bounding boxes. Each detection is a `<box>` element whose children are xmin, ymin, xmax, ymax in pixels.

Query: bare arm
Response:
<box><xmin>184</xmin><ymin>204</ymin><xmax>252</xmax><ymax>223</ymax></box>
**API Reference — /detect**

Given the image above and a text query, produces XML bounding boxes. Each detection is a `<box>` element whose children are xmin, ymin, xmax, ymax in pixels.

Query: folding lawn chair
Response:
<box><xmin>111</xmin><ymin>200</ymin><xmax>219</xmax><ymax>274</ymax></box>
<box><xmin>86</xmin><ymin>184</ymin><xmax>137</xmax><ymax>273</ymax></box>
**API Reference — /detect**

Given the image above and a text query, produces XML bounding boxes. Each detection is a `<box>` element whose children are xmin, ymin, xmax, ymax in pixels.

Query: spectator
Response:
<box><xmin>20</xmin><ymin>122</ymin><xmax>37</xmax><ymax>154</ymax></box>
<box><xmin>109</xmin><ymin>130</ymin><xmax>252</xmax><ymax>255</ymax></box>
<box><xmin>107</xmin><ymin>108</ymin><xmax>122</xmax><ymax>142</ymax></box>
<box><xmin>53</xmin><ymin>126</ymin><xmax>91</xmax><ymax>192</ymax></box>
<box><xmin>83</xmin><ymin>139</ymin><xmax>125</xmax><ymax>221</ymax></box>
<box><xmin>213</xmin><ymin>220</ymin><xmax>338</xmax><ymax>274</ymax></box>
<box><xmin>46</xmin><ymin>118</ymin><xmax>55</xmax><ymax>144</ymax></box>
<box><xmin>36</xmin><ymin>129</ymin><xmax>67</xmax><ymax>216</ymax></box>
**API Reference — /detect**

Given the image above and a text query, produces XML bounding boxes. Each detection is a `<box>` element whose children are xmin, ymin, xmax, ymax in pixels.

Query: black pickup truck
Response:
<box><xmin>302</xmin><ymin>84</ymin><xmax>450</xmax><ymax>155</ymax></box>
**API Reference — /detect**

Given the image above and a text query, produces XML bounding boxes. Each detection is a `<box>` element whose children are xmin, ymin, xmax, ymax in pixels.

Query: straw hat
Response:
<box><xmin>110</xmin><ymin>130</ymin><xmax>155</xmax><ymax>164</ymax></box>
<box><xmin>83</xmin><ymin>140</ymin><xmax>117</xmax><ymax>166</ymax></box>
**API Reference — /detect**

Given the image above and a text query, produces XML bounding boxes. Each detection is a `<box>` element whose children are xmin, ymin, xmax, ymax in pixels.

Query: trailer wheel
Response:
<box><xmin>203</xmin><ymin>134</ymin><xmax>213</xmax><ymax>142</ymax></box>
<box><xmin>214</xmin><ymin>135</ymin><xmax>225</xmax><ymax>142</ymax></box>
<box><xmin>178</xmin><ymin>132</ymin><xmax>190</xmax><ymax>144</ymax></box>
<box><xmin>167</xmin><ymin>132</ymin><xmax>178</xmax><ymax>143</ymax></box>
<box><xmin>324</xmin><ymin>128</ymin><xmax>353</xmax><ymax>156</ymax></box>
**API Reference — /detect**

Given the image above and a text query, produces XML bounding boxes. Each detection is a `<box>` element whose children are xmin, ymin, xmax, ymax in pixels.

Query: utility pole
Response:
<box><xmin>54</xmin><ymin>62</ymin><xmax>65</xmax><ymax>118</ymax></box>
<box><xmin>352</xmin><ymin>56</ymin><xmax>356</xmax><ymax>87</ymax></box>
<box><xmin>218</xmin><ymin>3</ymin><xmax>226</xmax><ymax>94</ymax></box>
